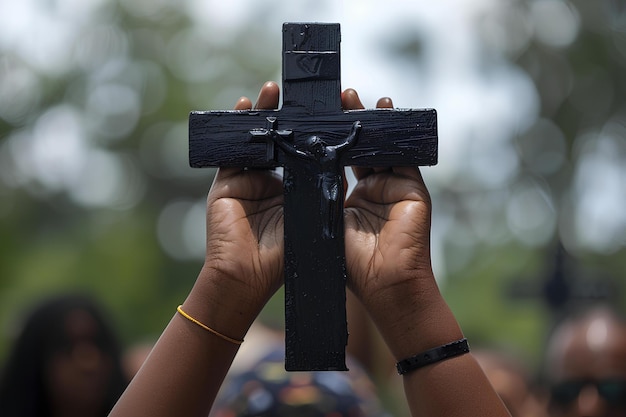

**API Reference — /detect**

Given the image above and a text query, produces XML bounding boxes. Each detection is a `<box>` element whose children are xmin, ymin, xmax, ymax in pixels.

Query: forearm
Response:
<box><xmin>109</xmin><ymin>267</ymin><xmax>262</xmax><ymax>417</ymax></box>
<box><xmin>402</xmin><ymin>353</ymin><xmax>509</xmax><ymax>417</ymax></box>
<box><xmin>369</xmin><ymin>276</ymin><xmax>511</xmax><ymax>417</ymax></box>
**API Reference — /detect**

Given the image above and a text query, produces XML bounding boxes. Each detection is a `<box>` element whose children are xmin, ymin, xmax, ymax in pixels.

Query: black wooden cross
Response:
<box><xmin>189</xmin><ymin>23</ymin><xmax>438</xmax><ymax>371</ymax></box>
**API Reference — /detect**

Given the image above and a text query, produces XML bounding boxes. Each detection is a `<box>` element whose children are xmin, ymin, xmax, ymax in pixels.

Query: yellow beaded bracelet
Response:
<box><xmin>176</xmin><ymin>305</ymin><xmax>244</xmax><ymax>345</ymax></box>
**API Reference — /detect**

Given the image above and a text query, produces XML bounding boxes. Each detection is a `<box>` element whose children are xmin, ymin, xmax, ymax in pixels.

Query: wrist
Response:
<box><xmin>183</xmin><ymin>266</ymin><xmax>267</xmax><ymax>342</ymax></box>
<box><xmin>366</xmin><ymin>278</ymin><xmax>464</xmax><ymax>361</ymax></box>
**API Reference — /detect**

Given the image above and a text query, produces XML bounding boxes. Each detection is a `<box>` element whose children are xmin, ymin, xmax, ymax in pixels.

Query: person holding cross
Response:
<box><xmin>108</xmin><ymin>82</ymin><xmax>510</xmax><ymax>417</ymax></box>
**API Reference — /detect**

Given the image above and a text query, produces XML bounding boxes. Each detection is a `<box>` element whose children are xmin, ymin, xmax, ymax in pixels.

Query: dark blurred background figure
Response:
<box><xmin>543</xmin><ymin>304</ymin><xmax>626</xmax><ymax>417</ymax></box>
<box><xmin>474</xmin><ymin>349</ymin><xmax>549</xmax><ymax>417</ymax></box>
<box><xmin>0</xmin><ymin>293</ymin><xmax>128</xmax><ymax>417</ymax></box>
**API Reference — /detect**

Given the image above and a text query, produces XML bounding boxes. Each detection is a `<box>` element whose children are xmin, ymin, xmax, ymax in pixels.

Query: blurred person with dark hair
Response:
<box><xmin>0</xmin><ymin>293</ymin><xmax>128</xmax><ymax>417</ymax></box>
<box><xmin>544</xmin><ymin>304</ymin><xmax>626</xmax><ymax>417</ymax></box>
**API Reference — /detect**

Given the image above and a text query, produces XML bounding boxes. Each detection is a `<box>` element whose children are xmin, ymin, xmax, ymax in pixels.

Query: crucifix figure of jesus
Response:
<box><xmin>258</xmin><ymin>120</ymin><xmax>362</xmax><ymax>240</ymax></box>
<box><xmin>189</xmin><ymin>23</ymin><xmax>438</xmax><ymax>371</ymax></box>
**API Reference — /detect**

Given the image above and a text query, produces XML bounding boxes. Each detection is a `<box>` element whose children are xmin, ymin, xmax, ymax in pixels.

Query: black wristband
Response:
<box><xmin>396</xmin><ymin>338</ymin><xmax>470</xmax><ymax>375</ymax></box>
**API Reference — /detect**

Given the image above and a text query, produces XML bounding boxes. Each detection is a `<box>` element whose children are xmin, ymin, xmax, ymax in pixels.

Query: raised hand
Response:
<box><xmin>342</xmin><ymin>90</ymin><xmax>437</xmax><ymax>353</ymax></box>
<box><xmin>202</xmin><ymin>81</ymin><xmax>284</xmax><ymax>312</ymax></box>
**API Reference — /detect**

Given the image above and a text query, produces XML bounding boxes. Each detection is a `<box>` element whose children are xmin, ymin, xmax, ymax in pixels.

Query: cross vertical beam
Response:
<box><xmin>281</xmin><ymin>23</ymin><xmax>348</xmax><ymax>371</ymax></box>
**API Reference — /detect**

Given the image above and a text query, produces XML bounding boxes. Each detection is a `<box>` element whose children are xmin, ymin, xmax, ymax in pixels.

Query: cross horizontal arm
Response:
<box><xmin>189</xmin><ymin>108</ymin><xmax>438</xmax><ymax>168</ymax></box>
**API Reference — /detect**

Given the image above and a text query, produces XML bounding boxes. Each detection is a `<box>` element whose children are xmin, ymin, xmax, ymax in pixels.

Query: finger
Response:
<box><xmin>343</xmin><ymin>168</ymin><xmax>350</xmax><ymax>200</ymax></box>
<box><xmin>351</xmin><ymin>166</ymin><xmax>374</xmax><ymax>180</ymax></box>
<box><xmin>348</xmin><ymin>94</ymin><xmax>394</xmax><ymax>180</ymax></box>
<box><xmin>229</xmin><ymin>89</ymin><xmax>262</xmax><ymax>177</ymax></box>
<box><xmin>352</xmin><ymin>165</ymin><xmax>394</xmax><ymax>179</ymax></box>
<box><xmin>254</xmin><ymin>81</ymin><xmax>280</xmax><ymax>110</ymax></box>
<box><xmin>230</xmin><ymin>82</ymin><xmax>279</xmax><ymax>177</ymax></box>
<box><xmin>226</xmin><ymin>98</ymin><xmax>254</xmax><ymax>176</ymax></box>
<box><xmin>341</xmin><ymin>88</ymin><xmax>364</xmax><ymax>110</ymax></box>
<box><xmin>344</xmin><ymin>90</ymin><xmax>367</xmax><ymax>180</ymax></box>
<box><xmin>376</xmin><ymin>97</ymin><xmax>393</xmax><ymax>109</ymax></box>
<box><xmin>393</xmin><ymin>166</ymin><xmax>426</xmax><ymax>182</ymax></box>
<box><xmin>234</xmin><ymin>96</ymin><xmax>252</xmax><ymax>110</ymax></box>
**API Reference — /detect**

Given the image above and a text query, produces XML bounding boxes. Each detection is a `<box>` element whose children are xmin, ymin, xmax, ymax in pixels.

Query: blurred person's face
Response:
<box><xmin>547</xmin><ymin>312</ymin><xmax>626</xmax><ymax>417</ymax></box>
<box><xmin>44</xmin><ymin>309</ymin><xmax>114</xmax><ymax>414</ymax></box>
